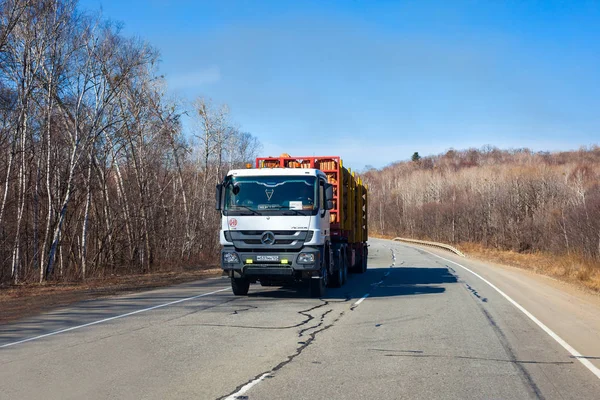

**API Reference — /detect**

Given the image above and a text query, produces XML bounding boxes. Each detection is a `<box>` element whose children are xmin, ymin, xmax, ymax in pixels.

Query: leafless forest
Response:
<box><xmin>364</xmin><ymin>146</ymin><xmax>600</xmax><ymax>268</ymax></box>
<box><xmin>0</xmin><ymin>0</ymin><xmax>260</xmax><ymax>284</ymax></box>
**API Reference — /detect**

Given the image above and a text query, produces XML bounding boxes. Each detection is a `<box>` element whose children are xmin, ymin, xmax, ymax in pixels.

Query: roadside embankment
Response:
<box><xmin>458</xmin><ymin>242</ymin><xmax>600</xmax><ymax>293</ymax></box>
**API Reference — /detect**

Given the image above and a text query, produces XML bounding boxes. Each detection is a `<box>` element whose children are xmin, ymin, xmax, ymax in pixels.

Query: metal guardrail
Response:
<box><xmin>392</xmin><ymin>237</ymin><xmax>466</xmax><ymax>257</ymax></box>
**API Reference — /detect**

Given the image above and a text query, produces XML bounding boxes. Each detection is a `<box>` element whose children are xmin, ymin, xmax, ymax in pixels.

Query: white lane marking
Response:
<box><xmin>225</xmin><ymin>372</ymin><xmax>271</xmax><ymax>400</ymax></box>
<box><xmin>353</xmin><ymin>293</ymin><xmax>370</xmax><ymax>307</ymax></box>
<box><xmin>1</xmin><ymin>288</ymin><xmax>230</xmax><ymax>349</ymax></box>
<box><xmin>417</xmin><ymin>247</ymin><xmax>600</xmax><ymax>381</ymax></box>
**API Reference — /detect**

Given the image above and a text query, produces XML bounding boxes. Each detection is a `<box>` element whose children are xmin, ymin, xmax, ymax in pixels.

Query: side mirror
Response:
<box><xmin>325</xmin><ymin>184</ymin><xmax>334</xmax><ymax>201</ymax></box>
<box><xmin>326</xmin><ymin>200</ymin><xmax>334</xmax><ymax>210</ymax></box>
<box><xmin>215</xmin><ymin>184</ymin><xmax>223</xmax><ymax>210</ymax></box>
<box><xmin>325</xmin><ymin>184</ymin><xmax>334</xmax><ymax>210</ymax></box>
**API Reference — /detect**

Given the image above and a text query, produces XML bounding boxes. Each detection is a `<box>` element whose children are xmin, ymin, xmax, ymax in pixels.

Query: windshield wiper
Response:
<box><xmin>271</xmin><ymin>206</ymin><xmax>305</xmax><ymax>215</ymax></box>
<box><xmin>229</xmin><ymin>205</ymin><xmax>261</xmax><ymax>215</ymax></box>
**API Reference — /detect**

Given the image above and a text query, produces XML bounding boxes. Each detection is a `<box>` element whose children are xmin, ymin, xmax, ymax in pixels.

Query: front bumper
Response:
<box><xmin>221</xmin><ymin>247</ymin><xmax>321</xmax><ymax>276</ymax></box>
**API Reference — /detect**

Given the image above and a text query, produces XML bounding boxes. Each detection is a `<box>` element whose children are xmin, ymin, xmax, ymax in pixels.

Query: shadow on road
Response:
<box><xmin>247</xmin><ymin>266</ymin><xmax>457</xmax><ymax>300</ymax></box>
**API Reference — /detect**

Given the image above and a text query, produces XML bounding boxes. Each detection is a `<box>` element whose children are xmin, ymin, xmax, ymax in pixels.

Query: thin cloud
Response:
<box><xmin>168</xmin><ymin>66</ymin><xmax>221</xmax><ymax>89</ymax></box>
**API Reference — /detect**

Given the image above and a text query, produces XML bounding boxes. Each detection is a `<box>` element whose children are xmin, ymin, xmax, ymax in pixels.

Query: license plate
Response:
<box><xmin>256</xmin><ymin>255</ymin><xmax>279</xmax><ymax>262</ymax></box>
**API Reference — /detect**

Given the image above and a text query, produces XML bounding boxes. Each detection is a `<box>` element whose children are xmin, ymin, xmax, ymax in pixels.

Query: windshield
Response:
<box><xmin>224</xmin><ymin>176</ymin><xmax>318</xmax><ymax>215</ymax></box>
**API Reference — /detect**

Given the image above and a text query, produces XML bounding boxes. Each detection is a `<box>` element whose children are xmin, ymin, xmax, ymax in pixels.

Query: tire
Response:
<box><xmin>356</xmin><ymin>248</ymin><xmax>367</xmax><ymax>274</ymax></box>
<box><xmin>231</xmin><ymin>277</ymin><xmax>250</xmax><ymax>295</ymax></box>
<box><xmin>349</xmin><ymin>248</ymin><xmax>359</xmax><ymax>274</ymax></box>
<box><xmin>329</xmin><ymin>248</ymin><xmax>344</xmax><ymax>288</ymax></box>
<box><xmin>342</xmin><ymin>252</ymin><xmax>348</xmax><ymax>284</ymax></box>
<box><xmin>310</xmin><ymin>266</ymin><xmax>327</xmax><ymax>298</ymax></box>
<box><xmin>361</xmin><ymin>247</ymin><xmax>368</xmax><ymax>273</ymax></box>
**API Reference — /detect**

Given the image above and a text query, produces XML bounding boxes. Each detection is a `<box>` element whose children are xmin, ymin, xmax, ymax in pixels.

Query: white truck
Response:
<box><xmin>216</xmin><ymin>155</ymin><xmax>368</xmax><ymax>297</ymax></box>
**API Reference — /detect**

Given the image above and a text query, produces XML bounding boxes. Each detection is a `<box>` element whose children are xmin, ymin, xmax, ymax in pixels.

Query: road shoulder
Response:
<box><xmin>0</xmin><ymin>268</ymin><xmax>221</xmax><ymax>324</ymax></box>
<box><xmin>414</xmin><ymin>243</ymin><xmax>600</xmax><ymax>372</ymax></box>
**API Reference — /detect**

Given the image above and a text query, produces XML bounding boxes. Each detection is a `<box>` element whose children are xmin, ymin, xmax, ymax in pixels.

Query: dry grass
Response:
<box><xmin>0</xmin><ymin>267</ymin><xmax>222</xmax><ymax>324</ymax></box>
<box><xmin>457</xmin><ymin>243</ymin><xmax>600</xmax><ymax>293</ymax></box>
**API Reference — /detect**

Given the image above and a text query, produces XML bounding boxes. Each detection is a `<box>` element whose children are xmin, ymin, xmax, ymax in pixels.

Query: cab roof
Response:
<box><xmin>227</xmin><ymin>168</ymin><xmax>326</xmax><ymax>178</ymax></box>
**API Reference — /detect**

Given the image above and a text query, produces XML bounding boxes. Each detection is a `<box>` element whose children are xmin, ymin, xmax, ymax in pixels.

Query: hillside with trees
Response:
<box><xmin>363</xmin><ymin>146</ymin><xmax>600</xmax><ymax>284</ymax></box>
<box><xmin>0</xmin><ymin>0</ymin><xmax>260</xmax><ymax>284</ymax></box>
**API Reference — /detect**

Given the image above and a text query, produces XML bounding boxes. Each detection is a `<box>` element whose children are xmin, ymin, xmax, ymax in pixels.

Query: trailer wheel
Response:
<box><xmin>231</xmin><ymin>277</ymin><xmax>250</xmax><ymax>295</ymax></box>
<box><xmin>342</xmin><ymin>248</ymin><xmax>348</xmax><ymax>284</ymax></box>
<box><xmin>360</xmin><ymin>246</ymin><xmax>368</xmax><ymax>273</ymax></box>
<box><xmin>356</xmin><ymin>247</ymin><xmax>367</xmax><ymax>274</ymax></box>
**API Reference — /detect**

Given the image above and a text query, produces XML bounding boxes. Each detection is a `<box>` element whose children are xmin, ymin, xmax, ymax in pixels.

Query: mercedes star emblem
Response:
<box><xmin>261</xmin><ymin>231</ymin><xmax>275</xmax><ymax>245</ymax></box>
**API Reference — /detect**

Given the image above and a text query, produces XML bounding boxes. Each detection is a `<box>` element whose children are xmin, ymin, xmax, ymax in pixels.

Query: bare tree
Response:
<box><xmin>364</xmin><ymin>146</ymin><xmax>600</xmax><ymax>267</ymax></box>
<box><xmin>0</xmin><ymin>0</ymin><xmax>262</xmax><ymax>284</ymax></box>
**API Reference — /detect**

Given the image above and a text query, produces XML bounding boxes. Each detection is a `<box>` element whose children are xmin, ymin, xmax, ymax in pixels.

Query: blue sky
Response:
<box><xmin>79</xmin><ymin>0</ymin><xmax>600</xmax><ymax>169</ymax></box>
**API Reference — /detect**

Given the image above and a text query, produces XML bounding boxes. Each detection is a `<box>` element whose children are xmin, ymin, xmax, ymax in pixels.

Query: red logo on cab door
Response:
<box><xmin>229</xmin><ymin>218</ymin><xmax>238</xmax><ymax>228</ymax></box>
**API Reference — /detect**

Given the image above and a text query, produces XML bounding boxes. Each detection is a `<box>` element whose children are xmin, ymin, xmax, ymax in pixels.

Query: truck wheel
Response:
<box><xmin>310</xmin><ymin>266</ymin><xmax>327</xmax><ymax>298</ymax></box>
<box><xmin>231</xmin><ymin>277</ymin><xmax>250</xmax><ymax>295</ymax></box>
<box><xmin>342</xmin><ymin>253</ymin><xmax>348</xmax><ymax>284</ymax></box>
<box><xmin>340</xmin><ymin>246</ymin><xmax>348</xmax><ymax>284</ymax></box>
<box><xmin>355</xmin><ymin>253</ymin><xmax>367</xmax><ymax>274</ymax></box>
<box><xmin>329</xmin><ymin>249</ymin><xmax>344</xmax><ymax>288</ymax></box>
<box><xmin>360</xmin><ymin>248</ymin><xmax>368</xmax><ymax>273</ymax></box>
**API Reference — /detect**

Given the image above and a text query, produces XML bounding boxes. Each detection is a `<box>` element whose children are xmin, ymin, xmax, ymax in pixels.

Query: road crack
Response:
<box><xmin>177</xmin><ymin>300</ymin><xmax>331</xmax><ymax>331</ymax></box>
<box><xmin>465</xmin><ymin>283</ymin><xmax>488</xmax><ymax>303</ymax></box>
<box><xmin>446</xmin><ymin>265</ymin><xmax>543</xmax><ymax>398</ymax></box>
<box><xmin>444</xmin><ymin>266</ymin><xmax>488</xmax><ymax>303</ymax></box>
<box><xmin>217</xmin><ymin>302</ymin><xmax>345</xmax><ymax>400</ymax></box>
<box><xmin>231</xmin><ymin>305</ymin><xmax>258</xmax><ymax>315</ymax></box>
<box><xmin>480</xmin><ymin>306</ymin><xmax>545</xmax><ymax>399</ymax></box>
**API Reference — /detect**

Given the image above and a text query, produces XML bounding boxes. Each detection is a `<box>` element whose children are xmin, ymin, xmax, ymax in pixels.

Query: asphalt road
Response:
<box><xmin>2</xmin><ymin>238</ymin><xmax>600</xmax><ymax>399</ymax></box>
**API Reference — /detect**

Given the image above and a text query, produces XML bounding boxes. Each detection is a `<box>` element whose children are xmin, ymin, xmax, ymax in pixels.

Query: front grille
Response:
<box><xmin>240</xmin><ymin>230</ymin><xmax>297</xmax><ymax>236</ymax></box>
<box><xmin>230</xmin><ymin>230</ymin><xmax>309</xmax><ymax>250</ymax></box>
<box><xmin>242</xmin><ymin>239</ymin><xmax>295</xmax><ymax>245</ymax></box>
<box><xmin>245</xmin><ymin>248</ymin><xmax>300</xmax><ymax>253</ymax></box>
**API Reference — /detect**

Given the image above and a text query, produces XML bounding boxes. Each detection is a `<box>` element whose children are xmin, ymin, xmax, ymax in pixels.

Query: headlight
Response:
<box><xmin>297</xmin><ymin>253</ymin><xmax>315</xmax><ymax>264</ymax></box>
<box><xmin>223</xmin><ymin>252</ymin><xmax>240</xmax><ymax>263</ymax></box>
